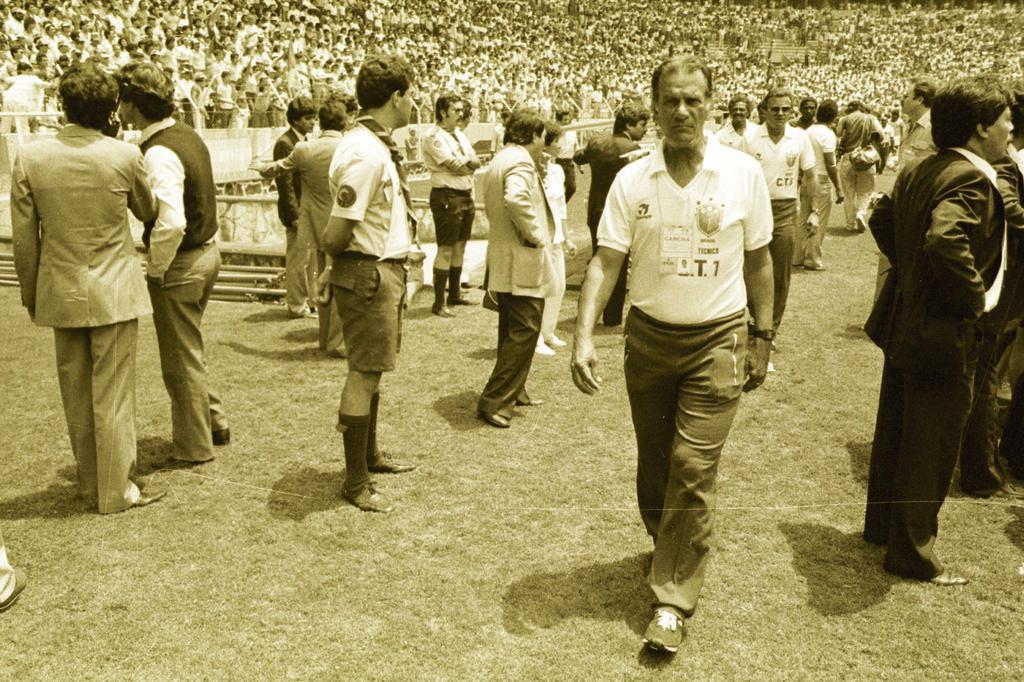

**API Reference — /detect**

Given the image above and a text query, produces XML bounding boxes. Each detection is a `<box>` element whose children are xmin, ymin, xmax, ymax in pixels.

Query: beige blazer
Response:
<box><xmin>11</xmin><ymin>125</ymin><xmax>157</xmax><ymax>328</ymax></box>
<box><xmin>273</xmin><ymin>129</ymin><xmax>344</xmax><ymax>248</ymax></box>
<box><xmin>482</xmin><ymin>144</ymin><xmax>557</xmax><ymax>298</ymax></box>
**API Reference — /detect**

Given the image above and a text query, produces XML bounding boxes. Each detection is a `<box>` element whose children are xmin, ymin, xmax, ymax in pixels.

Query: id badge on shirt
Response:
<box><xmin>659</xmin><ymin>223</ymin><xmax>692</xmax><ymax>275</ymax></box>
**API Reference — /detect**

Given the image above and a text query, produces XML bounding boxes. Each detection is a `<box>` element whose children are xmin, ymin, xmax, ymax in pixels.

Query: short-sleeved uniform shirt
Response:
<box><xmin>328</xmin><ymin>124</ymin><xmax>411</xmax><ymax>261</ymax></box>
<box><xmin>746</xmin><ymin>124</ymin><xmax>815</xmax><ymax>201</ymax></box>
<box><xmin>715</xmin><ymin>122</ymin><xmax>758</xmax><ymax>155</ymax></box>
<box><xmin>807</xmin><ymin>123</ymin><xmax>837</xmax><ymax>177</ymax></box>
<box><xmin>597</xmin><ymin>135</ymin><xmax>773</xmax><ymax>325</ymax></box>
<box><xmin>421</xmin><ymin>124</ymin><xmax>475</xmax><ymax>191</ymax></box>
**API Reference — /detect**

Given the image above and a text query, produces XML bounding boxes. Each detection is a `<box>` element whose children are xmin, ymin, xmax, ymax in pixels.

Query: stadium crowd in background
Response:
<box><xmin>1</xmin><ymin>1</ymin><xmax>1023</xmax><ymax>131</ymax></box>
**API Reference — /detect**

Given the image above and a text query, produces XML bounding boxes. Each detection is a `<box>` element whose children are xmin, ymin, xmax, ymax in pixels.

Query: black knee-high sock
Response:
<box><xmin>338</xmin><ymin>412</ymin><xmax>370</xmax><ymax>495</ymax></box>
<box><xmin>447</xmin><ymin>266</ymin><xmax>463</xmax><ymax>302</ymax></box>
<box><xmin>433</xmin><ymin>268</ymin><xmax>448</xmax><ymax>309</ymax></box>
<box><xmin>367</xmin><ymin>392</ymin><xmax>381</xmax><ymax>462</ymax></box>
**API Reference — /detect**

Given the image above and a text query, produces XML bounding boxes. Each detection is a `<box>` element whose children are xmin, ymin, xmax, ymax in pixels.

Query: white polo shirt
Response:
<box><xmin>329</xmin><ymin>125</ymin><xmax>411</xmax><ymax>260</ymax></box>
<box><xmin>715</xmin><ymin>122</ymin><xmax>758</xmax><ymax>155</ymax></box>
<box><xmin>597</xmin><ymin>135</ymin><xmax>773</xmax><ymax>325</ymax></box>
<box><xmin>747</xmin><ymin>124</ymin><xmax>815</xmax><ymax>201</ymax></box>
<box><xmin>807</xmin><ymin>123</ymin><xmax>837</xmax><ymax>178</ymax></box>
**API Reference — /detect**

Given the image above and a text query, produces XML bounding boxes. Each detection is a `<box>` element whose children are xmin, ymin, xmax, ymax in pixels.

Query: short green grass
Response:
<box><xmin>1</xmin><ymin>171</ymin><xmax>1022</xmax><ymax>680</ymax></box>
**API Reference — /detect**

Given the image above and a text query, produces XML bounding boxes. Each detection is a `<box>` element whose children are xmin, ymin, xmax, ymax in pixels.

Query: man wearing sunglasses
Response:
<box><xmin>746</xmin><ymin>88</ymin><xmax>816</xmax><ymax>345</ymax></box>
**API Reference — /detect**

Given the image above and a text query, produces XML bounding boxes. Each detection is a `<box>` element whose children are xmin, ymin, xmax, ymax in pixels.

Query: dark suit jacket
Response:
<box><xmin>983</xmin><ymin>155</ymin><xmax>1024</xmax><ymax>333</ymax></box>
<box><xmin>574</xmin><ymin>132</ymin><xmax>639</xmax><ymax>229</ymax></box>
<box><xmin>866</xmin><ymin>149</ymin><xmax>1004</xmax><ymax>375</ymax></box>
<box><xmin>273</xmin><ymin>127</ymin><xmax>302</xmax><ymax>228</ymax></box>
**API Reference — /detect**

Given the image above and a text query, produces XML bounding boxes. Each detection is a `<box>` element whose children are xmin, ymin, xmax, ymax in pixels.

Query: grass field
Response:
<box><xmin>1</xmin><ymin>170</ymin><xmax>1023</xmax><ymax>680</ymax></box>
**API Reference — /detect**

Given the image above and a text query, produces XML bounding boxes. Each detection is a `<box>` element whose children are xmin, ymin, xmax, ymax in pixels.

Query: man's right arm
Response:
<box><xmin>503</xmin><ymin>160</ymin><xmax>548</xmax><ymax>246</ymax></box>
<box><xmin>273</xmin><ymin>137</ymin><xmax>299</xmax><ymax>226</ymax></box>
<box><xmin>10</xmin><ymin>154</ymin><xmax>39</xmax><ymax>319</ymax></box>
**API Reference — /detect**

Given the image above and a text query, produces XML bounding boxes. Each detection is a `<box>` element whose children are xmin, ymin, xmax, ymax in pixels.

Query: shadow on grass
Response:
<box><xmin>779</xmin><ymin>522</ymin><xmax>896</xmax><ymax>615</ymax></box>
<box><xmin>501</xmin><ymin>553</ymin><xmax>650</xmax><ymax>637</ymax></box>
<box><xmin>846</xmin><ymin>440</ymin><xmax>872</xmax><ymax>487</ymax></box>
<box><xmin>825</xmin><ymin>227</ymin><xmax>861</xmax><ymax>238</ymax></box>
<box><xmin>135</xmin><ymin>436</ymin><xmax>175</xmax><ymax>476</ymax></box>
<box><xmin>466</xmin><ymin>347</ymin><xmax>496</xmax><ymax>361</ymax></box>
<box><xmin>281</xmin><ymin>327</ymin><xmax>320</xmax><ymax>344</ymax></box>
<box><xmin>1006</xmin><ymin>507</ymin><xmax>1024</xmax><ymax>551</ymax></box>
<box><xmin>243</xmin><ymin>307</ymin><xmax>291</xmax><ymax>323</ymax></box>
<box><xmin>267</xmin><ymin>466</ymin><xmax>346</xmax><ymax>521</ymax></box>
<box><xmin>0</xmin><ymin>482</ymin><xmax>89</xmax><ymax>519</ymax></box>
<box><xmin>221</xmin><ymin>341</ymin><xmax>329</xmax><ymax>363</ymax></box>
<box><xmin>432</xmin><ymin>390</ymin><xmax>487</xmax><ymax>431</ymax></box>
<box><xmin>637</xmin><ymin>646</ymin><xmax>678</xmax><ymax>670</ymax></box>
<box><xmin>837</xmin><ymin>324</ymin><xmax>869</xmax><ymax>341</ymax></box>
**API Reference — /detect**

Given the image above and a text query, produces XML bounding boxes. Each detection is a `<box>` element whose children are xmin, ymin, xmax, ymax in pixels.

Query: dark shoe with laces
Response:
<box><xmin>367</xmin><ymin>452</ymin><xmax>417</xmax><ymax>474</ymax></box>
<box><xmin>643</xmin><ymin>607</ymin><xmax>684</xmax><ymax>653</ymax></box>
<box><xmin>432</xmin><ymin>304</ymin><xmax>456</xmax><ymax>318</ymax></box>
<box><xmin>343</xmin><ymin>484</ymin><xmax>394</xmax><ymax>513</ymax></box>
<box><xmin>212</xmin><ymin>428</ymin><xmax>231</xmax><ymax>446</ymax></box>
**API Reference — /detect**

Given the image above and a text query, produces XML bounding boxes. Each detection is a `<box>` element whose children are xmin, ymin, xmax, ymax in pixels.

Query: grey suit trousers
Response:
<box><xmin>149</xmin><ymin>243</ymin><xmax>228</xmax><ymax>462</ymax></box>
<box><xmin>54</xmin><ymin>319</ymin><xmax>141</xmax><ymax>513</ymax></box>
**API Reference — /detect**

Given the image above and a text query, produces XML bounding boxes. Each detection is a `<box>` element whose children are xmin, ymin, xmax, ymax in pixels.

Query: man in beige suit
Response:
<box><xmin>258</xmin><ymin>95</ymin><xmax>348</xmax><ymax>357</ymax></box>
<box><xmin>477</xmin><ymin>109</ymin><xmax>557</xmax><ymax>429</ymax></box>
<box><xmin>11</xmin><ymin>63</ymin><xmax>166</xmax><ymax>513</ymax></box>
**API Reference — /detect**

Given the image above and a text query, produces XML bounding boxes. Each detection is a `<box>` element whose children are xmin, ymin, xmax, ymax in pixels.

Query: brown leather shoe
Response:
<box><xmin>447</xmin><ymin>296</ymin><xmax>474</xmax><ymax>306</ymax></box>
<box><xmin>367</xmin><ymin>452</ymin><xmax>417</xmax><ymax>474</ymax></box>
<box><xmin>478</xmin><ymin>411</ymin><xmax>511</xmax><ymax>428</ymax></box>
<box><xmin>343</xmin><ymin>485</ymin><xmax>394</xmax><ymax>513</ymax></box>
<box><xmin>515</xmin><ymin>397</ymin><xmax>544</xmax><ymax>407</ymax></box>
<box><xmin>432</xmin><ymin>303</ymin><xmax>456</xmax><ymax>318</ymax></box>
<box><xmin>212</xmin><ymin>428</ymin><xmax>231</xmax><ymax>446</ymax></box>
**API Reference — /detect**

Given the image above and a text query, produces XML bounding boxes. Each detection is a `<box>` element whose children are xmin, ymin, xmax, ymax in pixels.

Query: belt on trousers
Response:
<box><xmin>430</xmin><ymin>187</ymin><xmax>472</xmax><ymax>197</ymax></box>
<box><xmin>338</xmin><ymin>251</ymin><xmax>406</xmax><ymax>265</ymax></box>
<box><xmin>179</xmin><ymin>239</ymin><xmax>215</xmax><ymax>253</ymax></box>
<box><xmin>631</xmin><ymin>306</ymin><xmax>745</xmax><ymax>333</ymax></box>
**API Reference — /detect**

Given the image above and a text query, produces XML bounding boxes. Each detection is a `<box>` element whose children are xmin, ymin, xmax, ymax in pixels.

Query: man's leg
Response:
<box><xmin>794</xmin><ymin>197</ymin><xmax>811</xmax><ymax>266</ymax></box>
<box><xmin>430</xmin><ymin>189</ymin><xmax>457</xmax><ymax>317</ymax></box>
<box><xmin>448</xmin><ymin>197</ymin><xmax>475</xmax><ymax>305</ymax></box>
<box><xmin>478</xmin><ymin>294</ymin><xmax>544</xmax><ymax>419</ymax></box>
<box><xmin>804</xmin><ymin>178</ymin><xmax>832</xmax><ymax>268</ymax></box>
<box><xmin>149</xmin><ymin>246</ymin><xmax>221</xmax><ymax>463</ymax></box>
<box><xmin>0</xmin><ymin>525</ymin><xmax>15</xmax><ymax>604</ymax></box>
<box><xmin>768</xmin><ymin>206</ymin><xmax>796</xmax><ymax>331</ymax></box>
<box><xmin>316</xmin><ymin>250</ymin><xmax>346</xmax><ymax>355</ymax></box>
<box><xmin>54</xmin><ymin>328</ymin><xmax>100</xmax><ymax>508</ymax></box>
<box><xmin>884</xmin><ymin>366</ymin><xmax>974</xmax><ymax>580</ymax></box>
<box><xmin>839</xmin><ymin>157</ymin><xmax>857</xmax><ymax>229</ymax></box>
<box><xmin>88</xmin><ymin>320</ymin><xmax>143</xmax><ymax>513</ymax></box>
<box><xmin>864</xmin><ymin>358</ymin><xmax>903</xmax><ymax>545</ymax></box>
<box><xmin>960</xmin><ymin>329</ymin><xmax>1013</xmax><ymax>495</ymax></box>
<box><xmin>852</xmin><ymin>168</ymin><xmax>875</xmax><ymax>231</ymax></box>
<box><xmin>285</xmin><ymin>224</ymin><xmax>312</xmax><ymax>316</ymax></box>
<box><xmin>540</xmin><ymin>244</ymin><xmax>566</xmax><ymax>343</ymax></box>
<box><xmin>338</xmin><ymin>368</ymin><xmax>381</xmax><ymax>500</ymax></box>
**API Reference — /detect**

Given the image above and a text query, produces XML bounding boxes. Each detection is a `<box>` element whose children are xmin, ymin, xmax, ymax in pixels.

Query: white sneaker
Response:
<box><xmin>547</xmin><ymin>335</ymin><xmax>568</xmax><ymax>348</ymax></box>
<box><xmin>535</xmin><ymin>340</ymin><xmax>556</xmax><ymax>356</ymax></box>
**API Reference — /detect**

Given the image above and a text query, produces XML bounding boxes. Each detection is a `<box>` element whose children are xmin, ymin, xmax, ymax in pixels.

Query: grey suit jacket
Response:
<box><xmin>482</xmin><ymin>144</ymin><xmax>557</xmax><ymax>298</ymax></box>
<box><xmin>273</xmin><ymin>130</ymin><xmax>344</xmax><ymax>247</ymax></box>
<box><xmin>11</xmin><ymin>125</ymin><xmax>157</xmax><ymax>328</ymax></box>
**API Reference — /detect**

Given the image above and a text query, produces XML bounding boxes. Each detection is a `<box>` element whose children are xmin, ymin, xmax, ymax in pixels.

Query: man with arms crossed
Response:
<box><xmin>572</xmin><ymin>56</ymin><xmax>774</xmax><ymax>654</ymax></box>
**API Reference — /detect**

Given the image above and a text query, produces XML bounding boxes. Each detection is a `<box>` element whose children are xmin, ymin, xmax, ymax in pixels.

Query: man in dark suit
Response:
<box><xmin>276</xmin><ymin>96</ymin><xmax>318</xmax><ymax>318</ymax></box>
<box><xmin>574</xmin><ymin>101</ymin><xmax>649</xmax><ymax>326</ymax></box>
<box><xmin>863</xmin><ymin>75</ymin><xmax>1014</xmax><ymax>585</ymax></box>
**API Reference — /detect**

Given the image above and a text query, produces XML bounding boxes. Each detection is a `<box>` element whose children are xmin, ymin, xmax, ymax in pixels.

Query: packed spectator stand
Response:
<box><xmin>1</xmin><ymin>0</ymin><xmax>1022</xmax><ymax>131</ymax></box>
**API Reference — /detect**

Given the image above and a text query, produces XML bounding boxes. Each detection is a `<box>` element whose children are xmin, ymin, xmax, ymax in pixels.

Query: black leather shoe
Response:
<box><xmin>133</xmin><ymin>486</ymin><xmax>167</xmax><ymax>508</ymax></box>
<box><xmin>167</xmin><ymin>456</ymin><xmax>214</xmax><ymax>468</ymax></box>
<box><xmin>368</xmin><ymin>452</ymin><xmax>418</xmax><ymax>473</ymax></box>
<box><xmin>0</xmin><ymin>568</ymin><xmax>26</xmax><ymax>613</ymax></box>
<box><xmin>966</xmin><ymin>484</ymin><xmax>1024</xmax><ymax>500</ymax></box>
<box><xmin>447</xmin><ymin>297</ymin><xmax>474</xmax><ymax>306</ymax></box>
<box><xmin>212</xmin><ymin>428</ymin><xmax>231</xmax><ymax>446</ymax></box>
<box><xmin>432</xmin><ymin>304</ymin><xmax>456</xmax><ymax>318</ymax></box>
<box><xmin>515</xmin><ymin>397</ymin><xmax>544</xmax><ymax>407</ymax></box>
<box><xmin>478</xmin><ymin>411</ymin><xmax>511</xmax><ymax>428</ymax></box>
<box><xmin>343</xmin><ymin>485</ymin><xmax>394</xmax><ymax>513</ymax></box>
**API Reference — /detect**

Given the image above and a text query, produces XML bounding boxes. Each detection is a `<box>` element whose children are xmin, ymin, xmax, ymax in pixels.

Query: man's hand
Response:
<box><xmin>315</xmin><ymin>267</ymin><xmax>332</xmax><ymax>307</ymax></box>
<box><xmin>743</xmin><ymin>336</ymin><xmax>771</xmax><ymax>392</ymax></box>
<box><xmin>835</xmin><ymin>192</ymin><xmax>844</xmax><ymax>205</ymax></box>
<box><xmin>145</xmin><ymin>273</ymin><xmax>165</xmax><ymax>289</ymax></box>
<box><xmin>805</xmin><ymin>211</ymin><xmax>820</xmax><ymax>236</ymax></box>
<box><xmin>564</xmin><ymin>238</ymin><xmax>578</xmax><ymax>257</ymax></box>
<box><xmin>571</xmin><ymin>337</ymin><xmax>602</xmax><ymax>394</ymax></box>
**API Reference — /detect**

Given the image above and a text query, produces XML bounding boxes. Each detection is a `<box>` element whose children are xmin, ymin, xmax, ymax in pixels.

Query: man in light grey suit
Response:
<box><xmin>258</xmin><ymin>95</ymin><xmax>348</xmax><ymax>356</ymax></box>
<box><xmin>11</xmin><ymin>63</ymin><xmax>166</xmax><ymax>512</ymax></box>
<box><xmin>477</xmin><ymin>109</ymin><xmax>557</xmax><ymax>428</ymax></box>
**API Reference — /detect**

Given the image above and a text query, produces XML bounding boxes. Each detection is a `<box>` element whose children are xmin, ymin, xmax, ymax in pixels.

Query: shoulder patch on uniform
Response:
<box><xmin>336</xmin><ymin>185</ymin><xmax>357</xmax><ymax>208</ymax></box>
<box><xmin>432</xmin><ymin>138</ymin><xmax>443</xmax><ymax>148</ymax></box>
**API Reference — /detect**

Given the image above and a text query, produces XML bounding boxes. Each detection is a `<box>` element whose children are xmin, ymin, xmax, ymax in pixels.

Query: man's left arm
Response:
<box><xmin>799</xmin><ymin>135</ymin><xmax>817</xmax><ymax>205</ymax></box>
<box><xmin>742</xmin><ymin>165</ymin><xmax>775</xmax><ymax>391</ymax></box>
<box><xmin>143</xmin><ymin>146</ymin><xmax>188</xmax><ymax>283</ymax></box>
<box><xmin>924</xmin><ymin>182</ymin><xmax>989</xmax><ymax>319</ymax></box>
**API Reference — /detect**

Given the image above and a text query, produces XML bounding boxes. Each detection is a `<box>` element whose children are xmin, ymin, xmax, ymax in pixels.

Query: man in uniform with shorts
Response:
<box><xmin>322</xmin><ymin>55</ymin><xmax>419</xmax><ymax>513</ymax></box>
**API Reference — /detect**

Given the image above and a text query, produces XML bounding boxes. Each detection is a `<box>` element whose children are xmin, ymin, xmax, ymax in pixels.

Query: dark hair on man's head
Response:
<box><xmin>909</xmin><ymin>77</ymin><xmax>937</xmax><ymax>108</ymax></box>
<box><xmin>799</xmin><ymin>96</ymin><xmax>817</xmax><ymax>108</ymax></box>
<box><xmin>503</xmin><ymin>108</ymin><xmax>546</xmax><ymax>146</ymax></box>
<box><xmin>816</xmin><ymin>99</ymin><xmax>839</xmax><ymax>124</ymax></box>
<box><xmin>117</xmin><ymin>61</ymin><xmax>175</xmax><ymax>121</ymax></box>
<box><xmin>544</xmin><ymin>120</ymin><xmax>563</xmax><ymax>147</ymax></box>
<box><xmin>931</xmin><ymin>75</ymin><xmax>1010</xmax><ymax>149</ymax></box>
<box><xmin>16</xmin><ymin>61</ymin><xmax>32</xmax><ymax>74</ymax></box>
<box><xmin>613</xmin><ymin>101</ymin><xmax>650</xmax><ymax>134</ymax></box>
<box><xmin>434</xmin><ymin>91</ymin><xmax>460</xmax><ymax>122</ymax></box>
<box><xmin>59</xmin><ymin>62</ymin><xmax>120</xmax><ymax>130</ymax></box>
<box><xmin>846</xmin><ymin>100</ymin><xmax>864</xmax><ymax>114</ymax></box>
<box><xmin>651</xmin><ymin>56</ymin><xmax>712</xmax><ymax>103</ymax></box>
<box><xmin>286</xmin><ymin>96</ymin><xmax>316</xmax><ymax>125</ymax></box>
<box><xmin>554</xmin><ymin>108</ymin><xmax>572</xmax><ymax>123</ymax></box>
<box><xmin>1008</xmin><ymin>81</ymin><xmax>1024</xmax><ymax>139</ymax></box>
<box><xmin>355</xmin><ymin>55</ymin><xmax>415</xmax><ymax>110</ymax></box>
<box><xmin>318</xmin><ymin>96</ymin><xmax>347</xmax><ymax>131</ymax></box>
<box><xmin>727</xmin><ymin>94</ymin><xmax>750</xmax><ymax>112</ymax></box>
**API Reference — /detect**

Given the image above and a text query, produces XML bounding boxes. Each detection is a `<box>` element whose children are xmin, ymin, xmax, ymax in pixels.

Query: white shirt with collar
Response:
<box><xmin>746</xmin><ymin>123</ymin><xmax>816</xmax><ymax>201</ymax></box>
<box><xmin>597</xmin><ymin>134</ymin><xmax>773</xmax><ymax>324</ymax></box>
<box><xmin>140</xmin><ymin>117</ymin><xmax>186</xmax><ymax>278</ymax></box>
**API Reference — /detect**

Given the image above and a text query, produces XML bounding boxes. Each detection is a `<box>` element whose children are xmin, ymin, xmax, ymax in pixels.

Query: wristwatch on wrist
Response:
<box><xmin>749</xmin><ymin>326</ymin><xmax>776</xmax><ymax>341</ymax></box>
